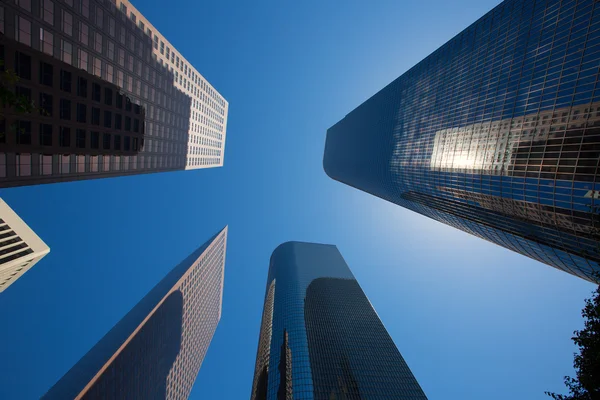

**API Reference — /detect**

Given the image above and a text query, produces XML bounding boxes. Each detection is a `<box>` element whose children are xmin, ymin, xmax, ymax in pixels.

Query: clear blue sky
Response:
<box><xmin>0</xmin><ymin>0</ymin><xmax>596</xmax><ymax>399</ymax></box>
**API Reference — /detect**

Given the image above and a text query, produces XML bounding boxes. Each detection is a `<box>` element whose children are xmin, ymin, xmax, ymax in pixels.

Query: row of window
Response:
<box><xmin>9</xmin><ymin>121</ymin><xmax>139</xmax><ymax>152</ymax></box>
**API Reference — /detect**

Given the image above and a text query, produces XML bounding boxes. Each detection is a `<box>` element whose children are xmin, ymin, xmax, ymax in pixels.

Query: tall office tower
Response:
<box><xmin>43</xmin><ymin>227</ymin><xmax>227</xmax><ymax>399</ymax></box>
<box><xmin>324</xmin><ymin>0</ymin><xmax>600</xmax><ymax>282</ymax></box>
<box><xmin>250</xmin><ymin>241</ymin><xmax>427</xmax><ymax>400</ymax></box>
<box><xmin>0</xmin><ymin>0</ymin><xmax>228</xmax><ymax>187</ymax></box>
<box><xmin>0</xmin><ymin>198</ymin><xmax>49</xmax><ymax>293</ymax></box>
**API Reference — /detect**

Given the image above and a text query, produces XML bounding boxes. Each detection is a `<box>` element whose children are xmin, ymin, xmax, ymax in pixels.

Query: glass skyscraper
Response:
<box><xmin>251</xmin><ymin>241</ymin><xmax>427</xmax><ymax>400</ymax></box>
<box><xmin>324</xmin><ymin>0</ymin><xmax>600</xmax><ymax>282</ymax></box>
<box><xmin>43</xmin><ymin>227</ymin><xmax>227</xmax><ymax>399</ymax></box>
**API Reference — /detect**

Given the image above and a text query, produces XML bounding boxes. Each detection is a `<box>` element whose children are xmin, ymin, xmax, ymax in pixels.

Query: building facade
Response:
<box><xmin>0</xmin><ymin>0</ymin><xmax>228</xmax><ymax>187</ymax></box>
<box><xmin>0</xmin><ymin>197</ymin><xmax>49</xmax><ymax>292</ymax></box>
<box><xmin>43</xmin><ymin>226</ymin><xmax>227</xmax><ymax>399</ymax></box>
<box><xmin>251</xmin><ymin>241</ymin><xmax>427</xmax><ymax>400</ymax></box>
<box><xmin>324</xmin><ymin>0</ymin><xmax>600</xmax><ymax>282</ymax></box>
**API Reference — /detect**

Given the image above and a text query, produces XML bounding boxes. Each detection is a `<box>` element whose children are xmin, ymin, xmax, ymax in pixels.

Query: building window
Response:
<box><xmin>108</xmin><ymin>17</ymin><xmax>115</xmax><ymax>37</ymax></box>
<box><xmin>133</xmin><ymin>137</ymin><xmax>138</xmax><ymax>151</ymax></box>
<box><xmin>138</xmin><ymin>21</ymin><xmax>144</xmax><ymax>31</ymax></box>
<box><xmin>0</xmin><ymin>7</ymin><xmax>4</xmax><ymax>34</ymax></box>
<box><xmin>124</xmin><ymin>136</ymin><xmax>130</xmax><ymax>151</ymax></box>
<box><xmin>94</xmin><ymin>32</ymin><xmax>102</xmax><ymax>53</ymax></box>
<box><xmin>39</xmin><ymin>124</ymin><xmax>52</xmax><ymax>146</ymax></box>
<box><xmin>107</xmin><ymin>41</ymin><xmax>115</xmax><ymax>60</ymax></box>
<box><xmin>116</xmin><ymin>92</ymin><xmax>123</xmax><ymax>108</ymax></box>
<box><xmin>92</xmin><ymin>83</ymin><xmax>101</xmax><ymax>102</ymax></box>
<box><xmin>77</xmin><ymin>77</ymin><xmax>87</xmax><ymax>97</ymax></box>
<box><xmin>60</xmin><ymin>99</ymin><xmax>71</xmax><ymax>120</ymax></box>
<box><xmin>91</xmin><ymin>107</ymin><xmax>100</xmax><ymax>125</ymax></box>
<box><xmin>125</xmin><ymin>116</ymin><xmax>131</xmax><ymax>131</ymax></box>
<box><xmin>40</xmin><ymin>28</ymin><xmax>54</xmax><ymax>55</ymax></box>
<box><xmin>62</xmin><ymin>11</ymin><xmax>73</xmax><ymax>36</ymax></box>
<box><xmin>125</xmin><ymin>97</ymin><xmax>132</xmax><ymax>112</ymax></box>
<box><xmin>130</xmin><ymin>12</ymin><xmax>136</xmax><ymax>23</ymax></box>
<box><xmin>78</xmin><ymin>49</ymin><xmax>88</xmax><ymax>70</ymax></box>
<box><xmin>40</xmin><ymin>154</ymin><xmax>52</xmax><ymax>175</ymax></box>
<box><xmin>76</xmin><ymin>155</ymin><xmax>85</xmax><ymax>173</ymax></box>
<box><xmin>115</xmin><ymin>113</ymin><xmax>122</xmax><ymax>129</ymax></box>
<box><xmin>120</xmin><ymin>3</ymin><xmax>127</xmax><ymax>14</ymax></box>
<box><xmin>133</xmin><ymin>119</ymin><xmax>139</xmax><ymax>132</ymax></box>
<box><xmin>39</xmin><ymin>93</ymin><xmax>53</xmax><ymax>116</ymax></box>
<box><xmin>104</xmin><ymin>110</ymin><xmax>111</xmax><ymax>128</ymax></box>
<box><xmin>104</xmin><ymin>88</ymin><xmax>113</xmax><ymax>106</ymax></box>
<box><xmin>60</xmin><ymin>70</ymin><xmax>72</xmax><ymax>92</ymax></box>
<box><xmin>76</xmin><ymin>129</ymin><xmax>86</xmax><ymax>148</ymax></box>
<box><xmin>93</xmin><ymin>58</ymin><xmax>101</xmax><ymax>77</ymax></box>
<box><xmin>59</xmin><ymin>127</ymin><xmax>71</xmax><ymax>147</ymax></box>
<box><xmin>76</xmin><ymin>103</ymin><xmax>86</xmax><ymax>122</ymax></box>
<box><xmin>114</xmin><ymin>135</ymin><xmax>121</xmax><ymax>150</ymax></box>
<box><xmin>17</xmin><ymin>0</ymin><xmax>32</xmax><ymax>12</ymax></box>
<box><xmin>61</xmin><ymin>40</ymin><xmax>72</xmax><ymax>64</ymax></box>
<box><xmin>14</xmin><ymin>52</ymin><xmax>31</xmax><ymax>80</ymax></box>
<box><xmin>16</xmin><ymin>154</ymin><xmax>32</xmax><ymax>177</ymax></box>
<box><xmin>39</xmin><ymin>62</ymin><xmax>53</xmax><ymax>86</ymax></box>
<box><xmin>80</xmin><ymin>0</ymin><xmax>89</xmax><ymax>19</ymax></box>
<box><xmin>90</xmin><ymin>131</ymin><xmax>99</xmax><ymax>149</ymax></box>
<box><xmin>60</xmin><ymin>155</ymin><xmax>70</xmax><ymax>174</ymax></box>
<box><xmin>103</xmin><ymin>133</ymin><xmax>111</xmax><ymax>149</ymax></box>
<box><xmin>105</xmin><ymin>63</ymin><xmax>114</xmax><ymax>83</ymax></box>
<box><xmin>16</xmin><ymin>121</ymin><xmax>31</xmax><ymax>144</ymax></box>
<box><xmin>79</xmin><ymin>22</ymin><xmax>88</xmax><ymax>45</ymax></box>
<box><xmin>95</xmin><ymin>6</ymin><xmax>103</xmax><ymax>28</ymax></box>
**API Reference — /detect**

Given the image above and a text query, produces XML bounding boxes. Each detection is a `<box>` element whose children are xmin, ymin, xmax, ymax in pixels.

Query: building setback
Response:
<box><xmin>43</xmin><ymin>226</ymin><xmax>227</xmax><ymax>399</ymax></box>
<box><xmin>0</xmin><ymin>0</ymin><xmax>228</xmax><ymax>187</ymax></box>
<box><xmin>0</xmin><ymin>197</ymin><xmax>49</xmax><ymax>293</ymax></box>
<box><xmin>251</xmin><ymin>241</ymin><xmax>427</xmax><ymax>400</ymax></box>
<box><xmin>324</xmin><ymin>0</ymin><xmax>600</xmax><ymax>282</ymax></box>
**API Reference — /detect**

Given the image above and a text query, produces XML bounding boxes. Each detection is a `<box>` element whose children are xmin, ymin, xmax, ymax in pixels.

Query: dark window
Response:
<box><xmin>103</xmin><ymin>133</ymin><xmax>111</xmax><ymax>149</ymax></box>
<box><xmin>115</xmin><ymin>114</ymin><xmax>122</xmax><ymax>130</ymax></box>
<box><xmin>60</xmin><ymin>70</ymin><xmax>72</xmax><ymax>92</ymax></box>
<box><xmin>133</xmin><ymin>119</ymin><xmax>139</xmax><ymax>132</ymax></box>
<box><xmin>39</xmin><ymin>124</ymin><xmax>53</xmax><ymax>146</ymax></box>
<box><xmin>16</xmin><ymin>86</ymin><xmax>32</xmax><ymax>104</ymax></box>
<box><xmin>16</xmin><ymin>121</ymin><xmax>31</xmax><ymax>145</ymax></box>
<box><xmin>133</xmin><ymin>137</ymin><xmax>138</xmax><ymax>151</ymax></box>
<box><xmin>14</xmin><ymin>52</ymin><xmax>31</xmax><ymax>80</ymax></box>
<box><xmin>90</xmin><ymin>131</ymin><xmax>99</xmax><ymax>149</ymax></box>
<box><xmin>76</xmin><ymin>103</ymin><xmax>87</xmax><ymax>123</ymax></box>
<box><xmin>39</xmin><ymin>62</ymin><xmax>53</xmax><ymax>86</ymax></box>
<box><xmin>59</xmin><ymin>127</ymin><xmax>71</xmax><ymax>147</ymax></box>
<box><xmin>125</xmin><ymin>116</ymin><xmax>131</xmax><ymax>131</ymax></box>
<box><xmin>124</xmin><ymin>136</ymin><xmax>131</xmax><ymax>151</ymax></box>
<box><xmin>104</xmin><ymin>88</ymin><xmax>113</xmax><ymax>106</ymax></box>
<box><xmin>77</xmin><ymin>77</ymin><xmax>88</xmax><ymax>97</ymax></box>
<box><xmin>91</xmin><ymin>107</ymin><xmax>100</xmax><ymax>125</ymax></box>
<box><xmin>0</xmin><ymin>45</ymin><xmax>4</xmax><ymax>72</ymax></box>
<box><xmin>39</xmin><ymin>93</ymin><xmax>53</xmax><ymax>116</ymax></box>
<box><xmin>125</xmin><ymin>96</ymin><xmax>132</xmax><ymax>112</ymax></box>
<box><xmin>104</xmin><ymin>110</ymin><xmax>112</xmax><ymax>128</ymax></box>
<box><xmin>116</xmin><ymin>92</ymin><xmax>123</xmax><ymax>108</ymax></box>
<box><xmin>92</xmin><ymin>83</ymin><xmax>101</xmax><ymax>102</ymax></box>
<box><xmin>114</xmin><ymin>134</ymin><xmax>121</xmax><ymax>150</ymax></box>
<box><xmin>0</xmin><ymin>120</ymin><xmax>5</xmax><ymax>143</ymax></box>
<box><xmin>76</xmin><ymin>129</ymin><xmax>86</xmax><ymax>148</ymax></box>
<box><xmin>134</xmin><ymin>104</ymin><xmax>140</xmax><ymax>114</ymax></box>
<box><xmin>60</xmin><ymin>99</ymin><xmax>71</xmax><ymax>120</ymax></box>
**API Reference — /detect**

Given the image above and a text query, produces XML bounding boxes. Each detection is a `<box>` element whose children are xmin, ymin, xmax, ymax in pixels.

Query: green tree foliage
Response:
<box><xmin>546</xmin><ymin>279</ymin><xmax>600</xmax><ymax>399</ymax></box>
<box><xmin>0</xmin><ymin>60</ymin><xmax>36</xmax><ymax>117</ymax></box>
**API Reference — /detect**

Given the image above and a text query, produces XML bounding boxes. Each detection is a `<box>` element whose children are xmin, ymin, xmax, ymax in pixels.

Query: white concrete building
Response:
<box><xmin>0</xmin><ymin>198</ymin><xmax>50</xmax><ymax>292</ymax></box>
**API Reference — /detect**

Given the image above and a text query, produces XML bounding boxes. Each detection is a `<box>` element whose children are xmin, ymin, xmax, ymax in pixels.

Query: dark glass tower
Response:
<box><xmin>324</xmin><ymin>0</ymin><xmax>600</xmax><ymax>282</ymax></box>
<box><xmin>42</xmin><ymin>227</ymin><xmax>228</xmax><ymax>400</ymax></box>
<box><xmin>250</xmin><ymin>241</ymin><xmax>427</xmax><ymax>400</ymax></box>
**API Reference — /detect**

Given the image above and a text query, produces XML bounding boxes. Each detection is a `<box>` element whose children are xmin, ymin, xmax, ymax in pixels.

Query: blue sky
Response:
<box><xmin>0</xmin><ymin>0</ymin><xmax>596</xmax><ymax>399</ymax></box>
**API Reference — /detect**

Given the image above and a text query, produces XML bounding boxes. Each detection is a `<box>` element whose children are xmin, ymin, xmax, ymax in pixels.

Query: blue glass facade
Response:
<box><xmin>250</xmin><ymin>241</ymin><xmax>427</xmax><ymax>400</ymax></box>
<box><xmin>324</xmin><ymin>0</ymin><xmax>600</xmax><ymax>282</ymax></box>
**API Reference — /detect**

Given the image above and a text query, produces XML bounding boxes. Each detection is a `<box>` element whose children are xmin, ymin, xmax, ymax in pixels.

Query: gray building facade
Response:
<box><xmin>250</xmin><ymin>241</ymin><xmax>427</xmax><ymax>400</ymax></box>
<box><xmin>43</xmin><ymin>227</ymin><xmax>228</xmax><ymax>399</ymax></box>
<box><xmin>324</xmin><ymin>0</ymin><xmax>600</xmax><ymax>282</ymax></box>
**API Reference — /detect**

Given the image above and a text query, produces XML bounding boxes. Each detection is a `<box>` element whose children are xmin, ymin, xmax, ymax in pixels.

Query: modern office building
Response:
<box><xmin>43</xmin><ymin>226</ymin><xmax>228</xmax><ymax>399</ymax></box>
<box><xmin>0</xmin><ymin>197</ymin><xmax>49</xmax><ymax>293</ymax></box>
<box><xmin>324</xmin><ymin>0</ymin><xmax>600</xmax><ymax>282</ymax></box>
<box><xmin>0</xmin><ymin>0</ymin><xmax>228</xmax><ymax>187</ymax></box>
<box><xmin>250</xmin><ymin>241</ymin><xmax>427</xmax><ymax>400</ymax></box>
